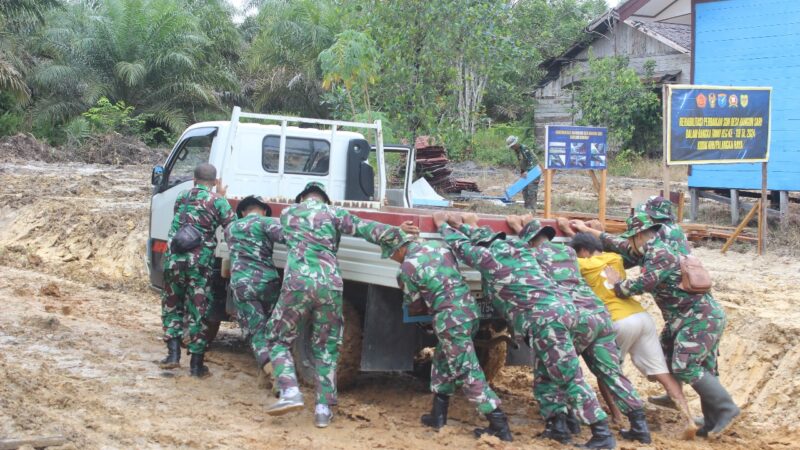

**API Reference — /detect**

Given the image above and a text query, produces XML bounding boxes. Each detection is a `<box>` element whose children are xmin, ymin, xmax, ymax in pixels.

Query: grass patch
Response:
<box><xmin>608</xmin><ymin>154</ymin><xmax>688</xmax><ymax>182</ymax></box>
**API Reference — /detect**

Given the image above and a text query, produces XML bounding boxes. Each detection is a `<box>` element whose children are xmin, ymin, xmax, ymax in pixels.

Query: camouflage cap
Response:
<box><xmin>377</xmin><ymin>227</ymin><xmax>412</xmax><ymax>259</ymax></box>
<box><xmin>640</xmin><ymin>195</ymin><xmax>676</xmax><ymax>221</ymax></box>
<box><xmin>472</xmin><ymin>226</ymin><xmax>506</xmax><ymax>247</ymax></box>
<box><xmin>519</xmin><ymin>219</ymin><xmax>556</xmax><ymax>243</ymax></box>
<box><xmin>236</xmin><ymin>195</ymin><xmax>272</xmax><ymax>218</ymax></box>
<box><xmin>620</xmin><ymin>211</ymin><xmax>662</xmax><ymax>238</ymax></box>
<box><xmin>295</xmin><ymin>181</ymin><xmax>330</xmax><ymax>204</ymax></box>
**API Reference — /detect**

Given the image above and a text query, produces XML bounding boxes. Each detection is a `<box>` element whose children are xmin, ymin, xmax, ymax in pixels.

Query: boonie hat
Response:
<box><xmin>236</xmin><ymin>195</ymin><xmax>272</xmax><ymax>218</ymax></box>
<box><xmin>377</xmin><ymin>227</ymin><xmax>412</xmax><ymax>259</ymax></box>
<box><xmin>506</xmin><ymin>135</ymin><xmax>519</xmax><ymax>148</ymax></box>
<box><xmin>638</xmin><ymin>195</ymin><xmax>675</xmax><ymax>222</ymax></box>
<box><xmin>295</xmin><ymin>181</ymin><xmax>331</xmax><ymax>204</ymax></box>
<box><xmin>620</xmin><ymin>212</ymin><xmax>662</xmax><ymax>239</ymax></box>
<box><xmin>520</xmin><ymin>219</ymin><xmax>556</xmax><ymax>243</ymax></box>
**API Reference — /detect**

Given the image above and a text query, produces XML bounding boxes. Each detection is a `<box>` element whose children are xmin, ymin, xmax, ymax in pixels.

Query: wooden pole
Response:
<box><xmin>544</xmin><ymin>169</ymin><xmax>552</xmax><ymax>219</ymax></box>
<box><xmin>589</xmin><ymin>170</ymin><xmax>601</xmax><ymax>193</ymax></box>
<box><xmin>722</xmin><ymin>199</ymin><xmax>760</xmax><ymax>254</ymax></box>
<box><xmin>599</xmin><ymin>169</ymin><xmax>607</xmax><ymax>226</ymax></box>
<box><xmin>758</xmin><ymin>162</ymin><xmax>768</xmax><ymax>255</ymax></box>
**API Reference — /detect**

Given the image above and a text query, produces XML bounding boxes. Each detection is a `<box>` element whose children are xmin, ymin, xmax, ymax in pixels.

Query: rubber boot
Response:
<box><xmin>189</xmin><ymin>352</ymin><xmax>210</xmax><ymax>378</ymax></box>
<box><xmin>538</xmin><ymin>413</ymin><xmax>571</xmax><ymax>444</ymax></box>
<box><xmin>420</xmin><ymin>393</ymin><xmax>449</xmax><ymax>430</ymax></box>
<box><xmin>692</xmin><ymin>374</ymin><xmax>739</xmax><ymax>438</ymax></box>
<box><xmin>473</xmin><ymin>408</ymin><xmax>513</xmax><ymax>442</ymax></box>
<box><xmin>620</xmin><ymin>409</ymin><xmax>652</xmax><ymax>444</ymax></box>
<box><xmin>576</xmin><ymin>419</ymin><xmax>616</xmax><ymax>449</ymax></box>
<box><xmin>159</xmin><ymin>338</ymin><xmax>181</xmax><ymax>369</ymax></box>
<box><xmin>696</xmin><ymin>397</ymin><xmax>715</xmax><ymax>438</ymax></box>
<box><xmin>566</xmin><ymin>410</ymin><xmax>581</xmax><ymax>435</ymax></box>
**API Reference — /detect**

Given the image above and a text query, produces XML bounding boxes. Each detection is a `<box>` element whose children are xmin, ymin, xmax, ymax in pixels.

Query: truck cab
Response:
<box><xmin>147</xmin><ymin>108</ymin><xmax>534</xmax><ymax>386</ymax></box>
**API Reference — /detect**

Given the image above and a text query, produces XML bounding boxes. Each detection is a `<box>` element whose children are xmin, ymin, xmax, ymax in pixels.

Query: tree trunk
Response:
<box><xmin>456</xmin><ymin>56</ymin><xmax>487</xmax><ymax>137</ymax></box>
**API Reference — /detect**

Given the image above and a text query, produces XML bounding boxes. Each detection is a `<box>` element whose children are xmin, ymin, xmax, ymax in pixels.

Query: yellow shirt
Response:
<box><xmin>577</xmin><ymin>252</ymin><xmax>645</xmax><ymax>322</ymax></box>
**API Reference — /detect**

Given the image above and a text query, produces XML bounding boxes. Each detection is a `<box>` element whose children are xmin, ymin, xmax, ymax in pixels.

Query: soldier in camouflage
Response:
<box><xmin>375</xmin><ymin>218</ymin><xmax>512</xmax><ymax>442</ymax></box>
<box><xmin>160</xmin><ymin>163</ymin><xmax>234</xmax><ymax>377</ymax></box>
<box><xmin>510</xmin><ymin>215</ymin><xmax>651</xmax><ymax>445</ymax></box>
<box><xmin>263</xmin><ymin>182</ymin><xmax>393</xmax><ymax>428</ymax></box>
<box><xmin>224</xmin><ymin>195</ymin><xmax>284</xmax><ymax>372</ymax></box>
<box><xmin>506</xmin><ymin>135</ymin><xmax>539</xmax><ymax>210</ymax></box>
<box><xmin>440</xmin><ymin>212</ymin><xmax>614</xmax><ymax>448</ymax></box>
<box><xmin>574</xmin><ymin>213</ymin><xmax>740</xmax><ymax>439</ymax></box>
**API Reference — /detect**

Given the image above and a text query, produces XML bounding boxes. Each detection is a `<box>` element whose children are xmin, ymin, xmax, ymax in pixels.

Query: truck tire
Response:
<box><xmin>476</xmin><ymin>337</ymin><xmax>507</xmax><ymax>384</ymax></box>
<box><xmin>291</xmin><ymin>301</ymin><xmax>363</xmax><ymax>390</ymax></box>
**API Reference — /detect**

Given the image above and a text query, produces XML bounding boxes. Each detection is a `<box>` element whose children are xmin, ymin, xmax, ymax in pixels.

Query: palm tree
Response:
<box><xmin>0</xmin><ymin>0</ymin><xmax>60</xmax><ymax>103</ymax></box>
<box><xmin>31</xmin><ymin>0</ymin><xmax>241</xmax><ymax>132</ymax></box>
<box><xmin>244</xmin><ymin>0</ymin><xmax>340</xmax><ymax>117</ymax></box>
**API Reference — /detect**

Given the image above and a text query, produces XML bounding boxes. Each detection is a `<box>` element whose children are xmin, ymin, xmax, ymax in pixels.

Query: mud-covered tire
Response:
<box><xmin>291</xmin><ymin>301</ymin><xmax>363</xmax><ymax>390</ymax></box>
<box><xmin>477</xmin><ymin>337</ymin><xmax>508</xmax><ymax>384</ymax></box>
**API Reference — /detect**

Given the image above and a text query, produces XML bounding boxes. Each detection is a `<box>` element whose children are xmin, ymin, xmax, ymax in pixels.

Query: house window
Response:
<box><xmin>262</xmin><ymin>136</ymin><xmax>330</xmax><ymax>175</ymax></box>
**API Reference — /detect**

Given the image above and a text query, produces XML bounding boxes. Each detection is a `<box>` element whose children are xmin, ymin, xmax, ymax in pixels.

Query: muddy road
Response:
<box><xmin>1</xmin><ymin>162</ymin><xmax>798</xmax><ymax>449</ymax></box>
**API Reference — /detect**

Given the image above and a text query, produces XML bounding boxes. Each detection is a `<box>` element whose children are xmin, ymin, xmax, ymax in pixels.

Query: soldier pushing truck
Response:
<box><xmin>153</xmin><ymin>115</ymin><xmax>738</xmax><ymax>444</ymax></box>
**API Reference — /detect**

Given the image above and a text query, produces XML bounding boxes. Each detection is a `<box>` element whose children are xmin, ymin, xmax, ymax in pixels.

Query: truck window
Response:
<box><xmin>262</xmin><ymin>135</ymin><xmax>330</xmax><ymax>176</ymax></box>
<box><xmin>166</xmin><ymin>134</ymin><xmax>214</xmax><ymax>188</ymax></box>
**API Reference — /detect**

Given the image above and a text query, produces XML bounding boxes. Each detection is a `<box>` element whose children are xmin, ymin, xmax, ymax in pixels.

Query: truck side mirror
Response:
<box><xmin>151</xmin><ymin>165</ymin><xmax>165</xmax><ymax>186</ymax></box>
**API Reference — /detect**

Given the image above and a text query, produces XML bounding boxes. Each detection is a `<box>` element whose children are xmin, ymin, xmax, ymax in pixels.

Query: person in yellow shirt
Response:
<box><xmin>569</xmin><ymin>231</ymin><xmax>696</xmax><ymax>438</ymax></box>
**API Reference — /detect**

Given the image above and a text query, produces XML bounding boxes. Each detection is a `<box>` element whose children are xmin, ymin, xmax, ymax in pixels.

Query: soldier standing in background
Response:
<box><xmin>160</xmin><ymin>163</ymin><xmax>234</xmax><ymax>377</ymax></box>
<box><xmin>375</xmin><ymin>220</ymin><xmax>512</xmax><ymax>442</ymax></box>
<box><xmin>263</xmin><ymin>182</ymin><xmax>393</xmax><ymax>428</ymax></box>
<box><xmin>506</xmin><ymin>135</ymin><xmax>539</xmax><ymax>210</ymax></box>
<box><xmin>224</xmin><ymin>195</ymin><xmax>284</xmax><ymax>375</ymax></box>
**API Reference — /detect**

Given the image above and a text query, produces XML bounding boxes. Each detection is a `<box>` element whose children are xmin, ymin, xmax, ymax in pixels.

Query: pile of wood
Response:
<box><xmin>414</xmin><ymin>136</ymin><xmax>479</xmax><ymax>194</ymax></box>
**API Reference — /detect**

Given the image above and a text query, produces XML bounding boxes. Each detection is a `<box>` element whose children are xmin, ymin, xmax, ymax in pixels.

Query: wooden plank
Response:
<box><xmin>698</xmin><ymin>191</ymin><xmax>781</xmax><ymax>219</ymax></box>
<box><xmin>722</xmin><ymin>199</ymin><xmax>761</xmax><ymax>254</ymax></box>
<box><xmin>730</xmin><ymin>189</ymin><xmax>740</xmax><ymax>226</ymax></box>
<box><xmin>676</xmin><ymin>191</ymin><xmax>685</xmax><ymax>222</ymax></box>
<box><xmin>589</xmin><ymin>170</ymin><xmax>601</xmax><ymax>194</ymax></box>
<box><xmin>599</xmin><ymin>170</ymin><xmax>607</xmax><ymax>227</ymax></box>
<box><xmin>0</xmin><ymin>436</ymin><xmax>67</xmax><ymax>450</ymax></box>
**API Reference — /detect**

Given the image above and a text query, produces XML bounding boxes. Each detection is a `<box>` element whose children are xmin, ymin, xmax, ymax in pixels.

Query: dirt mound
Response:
<box><xmin>0</xmin><ymin>133</ymin><xmax>65</xmax><ymax>163</ymax></box>
<box><xmin>0</xmin><ymin>133</ymin><xmax>167</xmax><ymax>165</ymax></box>
<box><xmin>67</xmin><ymin>133</ymin><xmax>168</xmax><ymax>165</ymax></box>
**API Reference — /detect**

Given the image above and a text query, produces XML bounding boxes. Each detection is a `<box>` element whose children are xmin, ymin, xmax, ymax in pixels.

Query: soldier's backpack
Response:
<box><xmin>678</xmin><ymin>255</ymin><xmax>712</xmax><ymax>294</ymax></box>
<box><xmin>170</xmin><ymin>189</ymin><xmax>203</xmax><ymax>253</ymax></box>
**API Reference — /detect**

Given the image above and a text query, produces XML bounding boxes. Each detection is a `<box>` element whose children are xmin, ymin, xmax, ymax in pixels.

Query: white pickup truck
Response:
<box><xmin>147</xmin><ymin>108</ymin><xmax>546</xmax><ymax>385</ymax></box>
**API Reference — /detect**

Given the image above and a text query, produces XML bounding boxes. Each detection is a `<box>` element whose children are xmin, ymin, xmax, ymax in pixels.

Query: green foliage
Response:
<box><xmin>0</xmin><ymin>92</ymin><xmax>24</xmax><ymax>137</ymax></box>
<box><xmin>29</xmin><ymin>0</ymin><xmax>240</xmax><ymax>134</ymax></box>
<box><xmin>82</xmin><ymin>97</ymin><xmax>143</xmax><ymax>135</ymax></box>
<box><xmin>471</xmin><ymin>125</ymin><xmax>529</xmax><ymax>168</ymax></box>
<box><xmin>607</xmin><ymin>148</ymin><xmax>639</xmax><ymax>177</ymax></box>
<box><xmin>572</xmin><ymin>55</ymin><xmax>662</xmax><ymax>156</ymax></box>
<box><xmin>319</xmin><ymin>30</ymin><xmax>379</xmax><ymax>118</ymax></box>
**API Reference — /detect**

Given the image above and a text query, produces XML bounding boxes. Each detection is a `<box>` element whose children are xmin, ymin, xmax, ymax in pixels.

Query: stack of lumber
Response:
<box><xmin>414</xmin><ymin>136</ymin><xmax>479</xmax><ymax>193</ymax></box>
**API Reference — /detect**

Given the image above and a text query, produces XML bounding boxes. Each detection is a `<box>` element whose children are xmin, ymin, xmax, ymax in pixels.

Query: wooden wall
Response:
<box><xmin>689</xmin><ymin>0</ymin><xmax>800</xmax><ymax>191</ymax></box>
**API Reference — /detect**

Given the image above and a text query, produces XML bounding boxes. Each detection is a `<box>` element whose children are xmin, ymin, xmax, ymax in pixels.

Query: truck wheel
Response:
<box><xmin>477</xmin><ymin>338</ymin><xmax>507</xmax><ymax>384</ymax></box>
<box><xmin>291</xmin><ymin>301</ymin><xmax>363</xmax><ymax>390</ymax></box>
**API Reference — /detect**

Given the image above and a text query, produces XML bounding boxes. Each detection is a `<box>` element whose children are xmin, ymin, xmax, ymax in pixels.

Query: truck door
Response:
<box><xmin>147</xmin><ymin>127</ymin><xmax>218</xmax><ymax>289</ymax></box>
<box><xmin>262</xmin><ymin>135</ymin><xmax>332</xmax><ymax>199</ymax></box>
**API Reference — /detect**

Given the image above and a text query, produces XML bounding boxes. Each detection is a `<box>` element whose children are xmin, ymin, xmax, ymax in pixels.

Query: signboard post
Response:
<box><xmin>665</xmin><ymin>84</ymin><xmax>772</xmax><ymax>254</ymax></box>
<box><xmin>544</xmin><ymin>125</ymin><xmax>608</xmax><ymax>224</ymax></box>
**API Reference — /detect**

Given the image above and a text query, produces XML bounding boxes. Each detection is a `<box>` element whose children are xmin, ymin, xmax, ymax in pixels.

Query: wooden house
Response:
<box><xmin>688</xmin><ymin>0</ymin><xmax>799</xmax><ymax>223</ymax></box>
<box><xmin>533</xmin><ymin>0</ymin><xmax>692</xmax><ymax>148</ymax></box>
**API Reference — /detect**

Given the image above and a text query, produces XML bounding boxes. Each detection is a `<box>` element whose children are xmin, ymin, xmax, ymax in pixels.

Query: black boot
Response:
<box><xmin>538</xmin><ymin>413</ymin><xmax>571</xmax><ymax>444</ymax></box>
<box><xmin>159</xmin><ymin>338</ymin><xmax>181</xmax><ymax>369</ymax></box>
<box><xmin>420</xmin><ymin>393</ymin><xmax>449</xmax><ymax>429</ymax></box>
<box><xmin>473</xmin><ymin>408</ymin><xmax>513</xmax><ymax>442</ymax></box>
<box><xmin>692</xmin><ymin>373</ymin><xmax>740</xmax><ymax>438</ymax></box>
<box><xmin>576</xmin><ymin>419</ymin><xmax>616</xmax><ymax>449</ymax></box>
<box><xmin>189</xmin><ymin>352</ymin><xmax>210</xmax><ymax>378</ymax></box>
<box><xmin>566</xmin><ymin>410</ymin><xmax>581</xmax><ymax>435</ymax></box>
<box><xmin>620</xmin><ymin>409</ymin><xmax>652</xmax><ymax>443</ymax></box>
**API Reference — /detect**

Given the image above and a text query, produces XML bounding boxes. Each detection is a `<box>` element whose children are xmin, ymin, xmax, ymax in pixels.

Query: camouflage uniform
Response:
<box><xmin>224</xmin><ymin>213</ymin><xmax>284</xmax><ymax>368</ymax></box>
<box><xmin>391</xmin><ymin>235</ymin><xmax>500</xmax><ymax>414</ymax></box>
<box><xmin>441</xmin><ymin>223</ymin><xmax>607</xmax><ymax>425</ymax></box>
<box><xmin>266</xmin><ymin>189</ymin><xmax>389</xmax><ymax>406</ymax></box>
<box><xmin>515</xmin><ymin>144</ymin><xmax>540</xmax><ymax>209</ymax></box>
<box><xmin>519</xmin><ymin>221</ymin><xmax>644</xmax><ymax>415</ymax></box>
<box><xmin>162</xmin><ymin>185</ymin><xmax>234</xmax><ymax>355</ymax></box>
<box><xmin>637</xmin><ymin>196</ymin><xmax>691</xmax><ymax>256</ymax></box>
<box><xmin>603</xmin><ymin>214</ymin><xmax>725</xmax><ymax>385</ymax></box>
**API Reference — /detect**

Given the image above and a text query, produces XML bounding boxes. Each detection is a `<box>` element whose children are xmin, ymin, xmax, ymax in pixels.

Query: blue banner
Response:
<box><xmin>667</xmin><ymin>85</ymin><xmax>771</xmax><ymax>164</ymax></box>
<box><xmin>545</xmin><ymin>125</ymin><xmax>607</xmax><ymax>170</ymax></box>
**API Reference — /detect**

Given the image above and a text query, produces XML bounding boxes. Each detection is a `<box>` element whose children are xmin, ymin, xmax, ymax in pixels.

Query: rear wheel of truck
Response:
<box><xmin>291</xmin><ymin>301</ymin><xmax>363</xmax><ymax>390</ymax></box>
